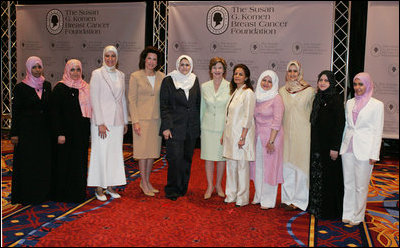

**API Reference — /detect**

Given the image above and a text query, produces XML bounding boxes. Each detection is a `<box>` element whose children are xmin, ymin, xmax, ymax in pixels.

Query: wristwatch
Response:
<box><xmin>269</xmin><ymin>140</ymin><xmax>274</xmax><ymax>144</ymax></box>
<box><xmin>240</xmin><ymin>137</ymin><xmax>244</xmax><ymax>141</ymax></box>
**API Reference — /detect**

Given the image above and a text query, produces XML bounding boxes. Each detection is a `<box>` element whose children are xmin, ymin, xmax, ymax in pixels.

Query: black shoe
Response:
<box><xmin>166</xmin><ymin>196</ymin><xmax>177</xmax><ymax>201</ymax></box>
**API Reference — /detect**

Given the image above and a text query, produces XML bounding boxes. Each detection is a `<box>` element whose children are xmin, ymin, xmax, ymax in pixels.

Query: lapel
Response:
<box><xmin>100</xmin><ymin>67</ymin><xmax>120</xmax><ymax>100</ymax></box>
<box><xmin>140</xmin><ymin>70</ymin><xmax>152</xmax><ymax>90</ymax></box>
<box><xmin>155</xmin><ymin>71</ymin><xmax>162</xmax><ymax>91</ymax></box>
<box><xmin>348</xmin><ymin>99</ymin><xmax>355</xmax><ymax>127</ymax></box>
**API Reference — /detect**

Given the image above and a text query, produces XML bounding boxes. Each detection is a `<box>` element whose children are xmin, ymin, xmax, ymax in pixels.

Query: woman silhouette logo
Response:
<box><xmin>206</xmin><ymin>6</ymin><xmax>229</xmax><ymax>35</ymax></box>
<box><xmin>46</xmin><ymin>9</ymin><xmax>63</xmax><ymax>35</ymax></box>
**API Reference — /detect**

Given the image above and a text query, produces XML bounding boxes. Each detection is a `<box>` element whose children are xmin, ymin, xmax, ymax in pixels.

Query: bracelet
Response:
<box><xmin>269</xmin><ymin>140</ymin><xmax>274</xmax><ymax>144</ymax></box>
<box><xmin>240</xmin><ymin>137</ymin><xmax>245</xmax><ymax>141</ymax></box>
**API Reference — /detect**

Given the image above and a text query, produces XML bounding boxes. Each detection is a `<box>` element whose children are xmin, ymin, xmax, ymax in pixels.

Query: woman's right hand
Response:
<box><xmin>133</xmin><ymin>122</ymin><xmax>141</xmax><ymax>136</ymax></box>
<box><xmin>98</xmin><ymin>124</ymin><xmax>109</xmax><ymax>139</ymax></box>
<box><xmin>163</xmin><ymin>129</ymin><xmax>172</xmax><ymax>140</ymax></box>
<box><xmin>11</xmin><ymin>136</ymin><xmax>18</xmax><ymax>145</ymax></box>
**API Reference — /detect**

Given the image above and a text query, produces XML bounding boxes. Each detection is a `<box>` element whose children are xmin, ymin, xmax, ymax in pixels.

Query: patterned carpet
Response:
<box><xmin>1</xmin><ymin>138</ymin><xmax>399</xmax><ymax>247</ymax></box>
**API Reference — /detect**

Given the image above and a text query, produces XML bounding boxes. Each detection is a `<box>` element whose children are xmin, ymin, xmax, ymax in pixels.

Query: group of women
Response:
<box><xmin>10</xmin><ymin>45</ymin><xmax>384</xmax><ymax>227</ymax></box>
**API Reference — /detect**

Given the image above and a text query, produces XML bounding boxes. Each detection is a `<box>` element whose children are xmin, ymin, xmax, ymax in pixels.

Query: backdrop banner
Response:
<box><xmin>167</xmin><ymin>1</ymin><xmax>334</xmax><ymax>88</ymax></box>
<box><xmin>364</xmin><ymin>1</ymin><xmax>399</xmax><ymax>139</ymax></box>
<box><xmin>16</xmin><ymin>2</ymin><xmax>146</xmax><ymax>88</ymax></box>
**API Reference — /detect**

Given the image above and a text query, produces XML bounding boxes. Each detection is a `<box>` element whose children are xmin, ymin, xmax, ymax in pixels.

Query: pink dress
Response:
<box><xmin>250</xmin><ymin>94</ymin><xmax>284</xmax><ymax>186</ymax></box>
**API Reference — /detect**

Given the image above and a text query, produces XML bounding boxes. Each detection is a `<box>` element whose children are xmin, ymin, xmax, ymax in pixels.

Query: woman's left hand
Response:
<box><xmin>266</xmin><ymin>143</ymin><xmax>275</xmax><ymax>154</ymax></box>
<box><xmin>369</xmin><ymin>159</ymin><xmax>377</xmax><ymax>165</ymax></box>
<box><xmin>238</xmin><ymin>139</ymin><xmax>245</xmax><ymax>149</ymax></box>
<box><xmin>330</xmin><ymin>150</ymin><xmax>338</xmax><ymax>161</ymax></box>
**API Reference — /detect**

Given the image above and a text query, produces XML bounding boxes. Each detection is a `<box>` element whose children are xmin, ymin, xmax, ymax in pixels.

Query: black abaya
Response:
<box><xmin>10</xmin><ymin>81</ymin><xmax>52</xmax><ymax>205</ymax></box>
<box><xmin>50</xmin><ymin>83</ymin><xmax>90</xmax><ymax>203</ymax></box>
<box><xmin>308</xmin><ymin>93</ymin><xmax>345</xmax><ymax>220</ymax></box>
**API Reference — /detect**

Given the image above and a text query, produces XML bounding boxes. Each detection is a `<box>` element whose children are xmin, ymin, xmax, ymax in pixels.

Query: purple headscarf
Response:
<box><xmin>22</xmin><ymin>56</ymin><xmax>45</xmax><ymax>98</ymax></box>
<box><xmin>352</xmin><ymin>72</ymin><xmax>374</xmax><ymax>123</ymax></box>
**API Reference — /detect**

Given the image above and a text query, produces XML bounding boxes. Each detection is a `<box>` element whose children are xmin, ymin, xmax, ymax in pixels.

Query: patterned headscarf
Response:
<box><xmin>60</xmin><ymin>59</ymin><xmax>91</xmax><ymax>118</ymax></box>
<box><xmin>285</xmin><ymin>60</ymin><xmax>310</xmax><ymax>94</ymax></box>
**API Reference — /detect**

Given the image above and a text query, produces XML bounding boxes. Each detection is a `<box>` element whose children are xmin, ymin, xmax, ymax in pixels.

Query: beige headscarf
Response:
<box><xmin>285</xmin><ymin>60</ymin><xmax>310</xmax><ymax>94</ymax></box>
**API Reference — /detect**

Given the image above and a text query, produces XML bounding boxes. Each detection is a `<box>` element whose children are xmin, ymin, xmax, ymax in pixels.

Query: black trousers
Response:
<box><xmin>164</xmin><ymin>135</ymin><xmax>197</xmax><ymax>198</ymax></box>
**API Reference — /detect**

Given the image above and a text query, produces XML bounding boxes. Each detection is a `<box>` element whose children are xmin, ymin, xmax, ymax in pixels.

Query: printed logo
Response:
<box><xmin>371</xmin><ymin>44</ymin><xmax>381</xmax><ymax>57</ymax></box>
<box><xmin>206</xmin><ymin>6</ymin><xmax>229</xmax><ymax>35</ymax></box>
<box><xmin>292</xmin><ymin>42</ymin><xmax>302</xmax><ymax>55</ymax></box>
<box><xmin>388</xmin><ymin>63</ymin><xmax>398</xmax><ymax>76</ymax></box>
<box><xmin>46</xmin><ymin>9</ymin><xmax>63</xmax><ymax>35</ymax></box>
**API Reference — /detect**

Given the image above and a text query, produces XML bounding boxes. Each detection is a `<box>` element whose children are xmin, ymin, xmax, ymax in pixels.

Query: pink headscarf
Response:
<box><xmin>60</xmin><ymin>59</ymin><xmax>92</xmax><ymax>118</ymax></box>
<box><xmin>22</xmin><ymin>56</ymin><xmax>45</xmax><ymax>98</ymax></box>
<box><xmin>352</xmin><ymin>72</ymin><xmax>374</xmax><ymax>123</ymax></box>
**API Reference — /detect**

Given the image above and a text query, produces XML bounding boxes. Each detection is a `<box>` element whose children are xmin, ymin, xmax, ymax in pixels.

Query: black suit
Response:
<box><xmin>159</xmin><ymin>76</ymin><xmax>200</xmax><ymax>198</ymax></box>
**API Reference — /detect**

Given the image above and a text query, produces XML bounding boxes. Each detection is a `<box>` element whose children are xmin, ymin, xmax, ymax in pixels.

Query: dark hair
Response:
<box><xmin>230</xmin><ymin>64</ymin><xmax>253</xmax><ymax>94</ymax></box>
<box><xmin>208</xmin><ymin>57</ymin><xmax>227</xmax><ymax>79</ymax></box>
<box><xmin>138</xmin><ymin>46</ymin><xmax>162</xmax><ymax>71</ymax></box>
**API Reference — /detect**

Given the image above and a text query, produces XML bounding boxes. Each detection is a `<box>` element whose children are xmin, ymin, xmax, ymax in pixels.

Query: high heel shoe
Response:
<box><xmin>95</xmin><ymin>191</ymin><xmax>107</xmax><ymax>201</ymax></box>
<box><xmin>216</xmin><ymin>187</ymin><xmax>225</xmax><ymax>198</ymax></box>
<box><xmin>152</xmin><ymin>188</ymin><xmax>160</xmax><ymax>193</ymax></box>
<box><xmin>105</xmin><ymin>189</ymin><xmax>121</xmax><ymax>199</ymax></box>
<box><xmin>140</xmin><ymin>182</ymin><xmax>155</xmax><ymax>197</ymax></box>
<box><xmin>204</xmin><ymin>187</ymin><xmax>214</xmax><ymax>200</ymax></box>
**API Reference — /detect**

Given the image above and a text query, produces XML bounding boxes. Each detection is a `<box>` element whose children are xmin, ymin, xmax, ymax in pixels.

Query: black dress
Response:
<box><xmin>159</xmin><ymin>76</ymin><xmax>201</xmax><ymax>199</ymax></box>
<box><xmin>10</xmin><ymin>81</ymin><xmax>52</xmax><ymax>205</ymax></box>
<box><xmin>308</xmin><ymin>93</ymin><xmax>345</xmax><ymax>220</ymax></box>
<box><xmin>50</xmin><ymin>83</ymin><xmax>90</xmax><ymax>203</ymax></box>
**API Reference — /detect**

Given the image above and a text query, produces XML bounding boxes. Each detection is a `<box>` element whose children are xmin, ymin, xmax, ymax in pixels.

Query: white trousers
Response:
<box><xmin>342</xmin><ymin>153</ymin><xmax>373</xmax><ymax>223</ymax></box>
<box><xmin>281</xmin><ymin>162</ymin><xmax>309</xmax><ymax>211</ymax></box>
<box><xmin>225</xmin><ymin>159</ymin><xmax>249</xmax><ymax>206</ymax></box>
<box><xmin>253</xmin><ymin>138</ymin><xmax>278</xmax><ymax>208</ymax></box>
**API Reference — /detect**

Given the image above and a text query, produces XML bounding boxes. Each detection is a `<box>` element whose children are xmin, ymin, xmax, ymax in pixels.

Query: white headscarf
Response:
<box><xmin>168</xmin><ymin>55</ymin><xmax>196</xmax><ymax>99</ymax></box>
<box><xmin>102</xmin><ymin>45</ymin><xmax>118</xmax><ymax>72</ymax></box>
<box><xmin>255</xmin><ymin>70</ymin><xmax>279</xmax><ymax>102</ymax></box>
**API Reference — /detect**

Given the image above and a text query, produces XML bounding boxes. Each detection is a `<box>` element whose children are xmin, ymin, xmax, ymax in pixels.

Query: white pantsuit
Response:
<box><xmin>340</xmin><ymin>97</ymin><xmax>384</xmax><ymax>224</ymax></box>
<box><xmin>225</xmin><ymin>159</ymin><xmax>250</xmax><ymax>205</ymax></box>
<box><xmin>341</xmin><ymin>153</ymin><xmax>373</xmax><ymax>223</ymax></box>
<box><xmin>222</xmin><ymin>86</ymin><xmax>256</xmax><ymax>206</ymax></box>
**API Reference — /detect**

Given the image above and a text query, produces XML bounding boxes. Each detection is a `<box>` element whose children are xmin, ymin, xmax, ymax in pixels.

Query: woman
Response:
<box><xmin>222</xmin><ymin>64</ymin><xmax>256</xmax><ymax>207</ymax></box>
<box><xmin>129</xmin><ymin>46</ymin><xmax>165</xmax><ymax>197</ymax></box>
<box><xmin>87</xmin><ymin>45</ymin><xmax>129</xmax><ymax>201</ymax></box>
<box><xmin>10</xmin><ymin>56</ymin><xmax>52</xmax><ymax>205</ymax></box>
<box><xmin>51</xmin><ymin>59</ymin><xmax>91</xmax><ymax>203</ymax></box>
<box><xmin>200</xmin><ymin>57</ymin><xmax>230</xmax><ymax>199</ymax></box>
<box><xmin>250</xmin><ymin>70</ymin><xmax>284</xmax><ymax>210</ymax></box>
<box><xmin>308</xmin><ymin>70</ymin><xmax>345</xmax><ymax>219</ymax></box>
<box><xmin>279</xmin><ymin>60</ymin><xmax>315</xmax><ymax>211</ymax></box>
<box><xmin>160</xmin><ymin>55</ymin><xmax>201</xmax><ymax>201</ymax></box>
<box><xmin>340</xmin><ymin>72</ymin><xmax>384</xmax><ymax>226</ymax></box>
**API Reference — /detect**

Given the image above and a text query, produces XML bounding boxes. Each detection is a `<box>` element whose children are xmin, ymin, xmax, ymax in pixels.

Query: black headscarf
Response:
<box><xmin>310</xmin><ymin>70</ymin><xmax>337</xmax><ymax>126</ymax></box>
